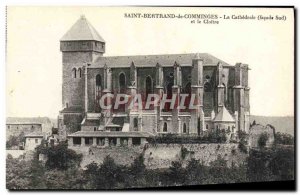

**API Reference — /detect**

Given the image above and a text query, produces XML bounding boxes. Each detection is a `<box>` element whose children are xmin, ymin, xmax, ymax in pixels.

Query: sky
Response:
<box><xmin>6</xmin><ymin>7</ymin><xmax>294</xmax><ymax>118</ymax></box>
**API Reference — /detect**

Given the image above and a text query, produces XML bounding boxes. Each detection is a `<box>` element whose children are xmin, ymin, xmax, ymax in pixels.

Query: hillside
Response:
<box><xmin>250</xmin><ymin>115</ymin><xmax>294</xmax><ymax>135</ymax></box>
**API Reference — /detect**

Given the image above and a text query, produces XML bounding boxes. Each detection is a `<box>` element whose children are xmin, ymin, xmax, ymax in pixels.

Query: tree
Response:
<box><xmin>6</xmin><ymin>157</ymin><xmax>31</xmax><ymax>189</ymax></box>
<box><xmin>258</xmin><ymin>132</ymin><xmax>269</xmax><ymax>149</ymax></box>
<box><xmin>37</xmin><ymin>141</ymin><xmax>82</xmax><ymax>170</ymax></box>
<box><xmin>96</xmin><ymin>155</ymin><xmax>124</xmax><ymax>189</ymax></box>
<box><xmin>6</xmin><ymin>132</ymin><xmax>25</xmax><ymax>149</ymax></box>
<box><xmin>185</xmin><ymin>158</ymin><xmax>206</xmax><ymax>185</ymax></box>
<box><xmin>275</xmin><ymin>132</ymin><xmax>294</xmax><ymax>145</ymax></box>
<box><xmin>168</xmin><ymin>161</ymin><xmax>186</xmax><ymax>185</ymax></box>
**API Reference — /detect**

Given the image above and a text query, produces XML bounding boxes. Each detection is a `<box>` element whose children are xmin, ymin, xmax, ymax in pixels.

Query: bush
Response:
<box><xmin>36</xmin><ymin>141</ymin><xmax>82</xmax><ymax>170</ymax></box>
<box><xmin>258</xmin><ymin>132</ymin><xmax>269</xmax><ymax>149</ymax></box>
<box><xmin>6</xmin><ymin>132</ymin><xmax>25</xmax><ymax>149</ymax></box>
<box><xmin>275</xmin><ymin>132</ymin><xmax>294</xmax><ymax>145</ymax></box>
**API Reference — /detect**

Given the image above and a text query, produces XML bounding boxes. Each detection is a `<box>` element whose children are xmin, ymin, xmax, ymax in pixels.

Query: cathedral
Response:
<box><xmin>58</xmin><ymin>16</ymin><xmax>250</xmax><ymax>147</ymax></box>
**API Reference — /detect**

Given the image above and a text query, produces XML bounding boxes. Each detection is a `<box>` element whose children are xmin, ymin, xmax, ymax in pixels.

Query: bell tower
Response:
<box><xmin>60</xmin><ymin>15</ymin><xmax>105</xmax><ymax>109</ymax></box>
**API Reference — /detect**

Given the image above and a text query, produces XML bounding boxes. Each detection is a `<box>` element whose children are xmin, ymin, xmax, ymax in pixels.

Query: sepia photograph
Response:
<box><xmin>5</xmin><ymin>6</ymin><xmax>295</xmax><ymax>190</ymax></box>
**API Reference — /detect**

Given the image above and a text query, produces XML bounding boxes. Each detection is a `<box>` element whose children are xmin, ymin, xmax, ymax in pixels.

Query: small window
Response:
<box><xmin>222</xmin><ymin>74</ymin><xmax>225</xmax><ymax>78</ymax></box>
<box><xmin>183</xmin><ymin>123</ymin><xmax>187</xmax><ymax>133</ymax></box>
<box><xmin>17</xmin><ymin>126</ymin><xmax>18</xmax><ymax>130</ymax></box>
<box><xmin>7</xmin><ymin>125</ymin><xmax>10</xmax><ymax>129</ymax></box>
<box><xmin>133</xmin><ymin>118</ymin><xmax>138</xmax><ymax>128</ymax></box>
<box><xmin>66</xmin><ymin>103</ymin><xmax>69</xmax><ymax>108</ymax></box>
<box><xmin>35</xmin><ymin>139</ymin><xmax>38</xmax><ymax>144</ymax></box>
<box><xmin>102</xmin><ymin>43</ymin><xmax>104</xmax><ymax>49</ymax></box>
<box><xmin>78</xmin><ymin>68</ymin><xmax>82</xmax><ymax>78</ymax></box>
<box><xmin>206</xmin><ymin>124</ymin><xmax>209</xmax><ymax>129</ymax></box>
<box><xmin>72</xmin><ymin>68</ymin><xmax>76</xmax><ymax>78</ymax></box>
<box><xmin>163</xmin><ymin>122</ymin><xmax>168</xmax><ymax>132</ymax></box>
<box><xmin>94</xmin><ymin>127</ymin><xmax>97</xmax><ymax>131</ymax></box>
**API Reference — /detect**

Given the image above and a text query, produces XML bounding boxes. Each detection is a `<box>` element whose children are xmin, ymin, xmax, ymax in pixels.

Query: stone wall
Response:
<box><xmin>70</xmin><ymin>145</ymin><xmax>144</xmax><ymax>168</ymax></box>
<box><xmin>144</xmin><ymin>143</ymin><xmax>247</xmax><ymax>169</ymax></box>
<box><xmin>6</xmin><ymin>124</ymin><xmax>42</xmax><ymax>140</ymax></box>
<box><xmin>71</xmin><ymin>143</ymin><xmax>247</xmax><ymax>169</ymax></box>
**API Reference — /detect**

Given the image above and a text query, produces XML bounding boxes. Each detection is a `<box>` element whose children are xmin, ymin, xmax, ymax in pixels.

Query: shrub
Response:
<box><xmin>258</xmin><ymin>132</ymin><xmax>269</xmax><ymax>149</ymax></box>
<box><xmin>275</xmin><ymin>132</ymin><xmax>294</xmax><ymax>145</ymax></box>
<box><xmin>36</xmin><ymin>141</ymin><xmax>82</xmax><ymax>170</ymax></box>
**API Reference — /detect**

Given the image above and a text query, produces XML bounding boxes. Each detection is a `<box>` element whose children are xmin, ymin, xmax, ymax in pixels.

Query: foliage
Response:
<box><xmin>6</xmin><ymin>132</ymin><xmax>25</xmax><ymax>149</ymax></box>
<box><xmin>168</xmin><ymin>161</ymin><xmax>186</xmax><ymax>185</ymax></box>
<box><xmin>275</xmin><ymin>132</ymin><xmax>294</xmax><ymax>145</ymax></box>
<box><xmin>238</xmin><ymin>130</ymin><xmax>249</xmax><ymax>153</ymax></box>
<box><xmin>180</xmin><ymin>146</ymin><xmax>189</xmax><ymax>160</ymax></box>
<box><xmin>148</xmin><ymin>130</ymin><xmax>228</xmax><ymax>145</ymax></box>
<box><xmin>258</xmin><ymin>132</ymin><xmax>269</xmax><ymax>148</ymax></box>
<box><xmin>36</xmin><ymin>141</ymin><xmax>82</xmax><ymax>170</ymax></box>
<box><xmin>6</xmin><ymin>144</ymin><xmax>294</xmax><ymax>189</ymax></box>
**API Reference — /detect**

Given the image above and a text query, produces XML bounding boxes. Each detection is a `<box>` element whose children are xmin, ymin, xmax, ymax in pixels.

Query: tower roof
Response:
<box><xmin>61</xmin><ymin>15</ymin><xmax>105</xmax><ymax>42</ymax></box>
<box><xmin>214</xmin><ymin>106</ymin><xmax>235</xmax><ymax>122</ymax></box>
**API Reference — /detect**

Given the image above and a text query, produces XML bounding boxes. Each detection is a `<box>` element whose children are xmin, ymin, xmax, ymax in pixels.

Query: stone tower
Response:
<box><xmin>60</xmin><ymin>15</ymin><xmax>105</xmax><ymax>110</ymax></box>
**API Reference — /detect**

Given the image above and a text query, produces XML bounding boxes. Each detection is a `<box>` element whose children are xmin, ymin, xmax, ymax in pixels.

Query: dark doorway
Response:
<box><xmin>132</xmin><ymin>137</ymin><xmax>141</xmax><ymax>146</ymax></box>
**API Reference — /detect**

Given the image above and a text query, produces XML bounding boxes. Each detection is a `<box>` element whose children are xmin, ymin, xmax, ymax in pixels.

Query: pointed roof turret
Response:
<box><xmin>61</xmin><ymin>15</ymin><xmax>105</xmax><ymax>42</ymax></box>
<box><xmin>214</xmin><ymin>106</ymin><xmax>235</xmax><ymax>122</ymax></box>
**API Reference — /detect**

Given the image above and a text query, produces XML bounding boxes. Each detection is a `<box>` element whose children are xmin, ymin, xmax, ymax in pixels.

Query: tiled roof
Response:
<box><xmin>68</xmin><ymin>131</ymin><xmax>154</xmax><ymax>138</ymax></box>
<box><xmin>61</xmin><ymin>15</ymin><xmax>105</xmax><ymax>42</ymax></box>
<box><xmin>92</xmin><ymin>53</ymin><xmax>231</xmax><ymax>68</ymax></box>
<box><xmin>213</xmin><ymin>107</ymin><xmax>235</xmax><ymax>122</ymax></box>
<box><xmin>6</xmin><ymin>117</ymin><xmax>51</xmax><ymax>125</ymax></box>
<box><xmin>60</xmin><ymin>106</ymin><xmax>83</xmax><ymax>113</ymax></box>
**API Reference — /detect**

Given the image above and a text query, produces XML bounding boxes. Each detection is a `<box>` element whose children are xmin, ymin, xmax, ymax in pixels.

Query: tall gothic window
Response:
<box><xmin>95</xmin><ymin>74</ymin><xmax>102</xmax><ymax>112</ymax></box>
<box><xmin>145</xmin><ymin>76</ymin><xmax>153</xmax><ymax>99</ymax></box>
<box><xmin>183</xmin><ymin>123</ymin><xmax>187</xmax><ymax>133</ymax></box>
<box><xmin>204</xmin><ymin>82</ymin><xmax>212</xmax><ymax>92</ymax></box>
<box><xmin>96</xmin><ymin>74</ymin><xmax>101</xmax><ymax>87</ymax></box>
<box><xmin>133</xmin><ymin>118</ymin><xmax>138</xmax><ymax>129</ymax></box>
<box><xmin>78</xmin><ymin>68</ymin><xmax>82</xmax><ymax>78</ymax></box>
<box><xmin>72</xmin><ymin>68</ymin><xmax>76</xmax><ymax>78</ymax></box>
<box><xmin>119</xmin><ymin>73</ymin><xmax>126</xmax><ymax>93</ymax></box>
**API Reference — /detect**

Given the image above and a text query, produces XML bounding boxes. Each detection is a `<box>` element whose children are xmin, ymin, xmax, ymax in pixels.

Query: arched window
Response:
<box><xmin>163</xmin><ymin>122</ymin><xmax>168</xmax><ymax>132</ymax></box>
<box><xmin>166</xmin><ymin>82</ymin><xmax>173</xmax><ymax>98</ymax></box>
<box><xmin>133</xmin><ymin>118</ymin><xmax>138</xmax><ymax>129</ymax></box>
<box><xmin>204</xmin><ymin>82</ymin><xmax>212</xmax><ymax>92</ymax></box>
<box><xmin>119</xmin><ymin>73</ymin><xmax>126</xmax><ymax>93</ymax></box>
<box><xmin>72</xmin><ymin>68</ymin><xmax>76</xmax><ymax>78</ymax></box>
<box><xmin>183</xmin><ymin>123</ymin><xmax>187</xmax><ymax>133</ymax></box>
<box><xmin>223</xmin><ymin>83</ymin><xmax>226</xmax><ymax>101</ymax></box>
<box><xmin>78</xmin><ymin>68</ymin><xmax>82</xmax><ymax>78</ymax></box>
<box><xmin>96</xmin><ymin>74</ymin><xmax>101</xmax><ymax>87</ymax></box>
<box><xmin>95</xmin><ymin>74</ymin><xmax>102</xmax><ymax>112</ymax></box>
<box><xmin>206</xmin><ymin>124</ymin><xmax>209</xmax><ymax>129</ymax></box>
<box><xmin>145</xmin><ymin>76</ymin><xmax>153</xmax><ymax>101</ymax></box>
